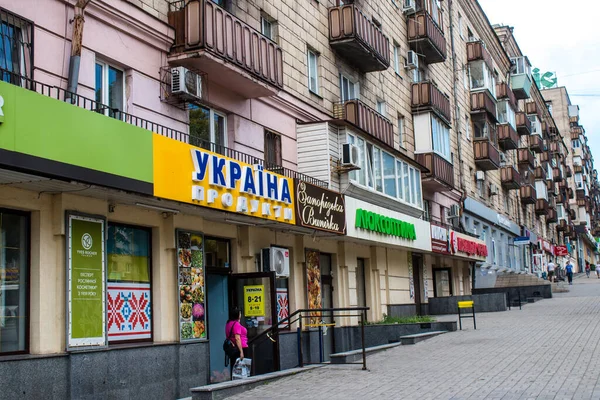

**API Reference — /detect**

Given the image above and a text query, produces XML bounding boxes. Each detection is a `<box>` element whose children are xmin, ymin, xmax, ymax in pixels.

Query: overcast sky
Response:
<box><xmin>479</xmin><ymin>0</ymin><xmax>600</xmax><ymax>165</ymax></box>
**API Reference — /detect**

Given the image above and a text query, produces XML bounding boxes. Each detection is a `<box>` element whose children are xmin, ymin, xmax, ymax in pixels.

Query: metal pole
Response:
<box><xmin>299</xmin><ymin>314</ymin><xmax>304</xmax><ymax>368</ymax></box>
<box><xmin>360</xmin><ymin>311</ymin><xmax>367</xmax><ymax>370</ymax></box>
<box><xmin>458</xmin><ymin>306</ymin><xmax>462</xmax><ymax>330</ymax></box>
<box><xmin>319</xmin><ymin>324</ymin><xmax>323</xmax><ymax>363</ymax></box>
<box><xmin>473</xmin><ymin>306</ymin><xmax>477</xmax><ymax>330</ymax></box>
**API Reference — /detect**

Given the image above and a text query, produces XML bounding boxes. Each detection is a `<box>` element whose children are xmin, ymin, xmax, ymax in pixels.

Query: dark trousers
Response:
<box><xmin>567</xmin><ymin>272</ymin><xmax>573</xmax><ymax>283</ymax></box>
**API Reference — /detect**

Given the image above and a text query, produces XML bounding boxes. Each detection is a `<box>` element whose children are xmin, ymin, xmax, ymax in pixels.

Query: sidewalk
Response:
<box><xmin>234</xmin><ymin>278</ymin><xmax>600</xmax><ymax>400</ymax></box>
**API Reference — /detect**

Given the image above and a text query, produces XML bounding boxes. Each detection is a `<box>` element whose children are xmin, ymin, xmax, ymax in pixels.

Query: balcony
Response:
<box><xmin>568</xmin><ymin>187</ymin><xmax>574</xmax><ymax>199</ymax></box>
<box><xmin>329</xmin><ymin>5</ymin><xmax>390</xmax><ymax>72</ymax></box>
<box><xmin>511</xmin><ymin>73</ymin><xmax>533</xmax><ymax>100</ymax></box>
<box><xmin>415</xmin><ymin>152</ymin><xmax>454</xmax><ymax>192</ymax></box>
<box><xmin>576</xmin><ymin>189</ymin><xmax>587</xmax><ymax>200</ymax></box>
<box><xmin>470</xmin><ymin>92</ymin><xmax>497</xmax><ymax>122</ymax></box>
<box><xmin>535</xmin><ymin>198</ymin><xmax>549</xmax><ymax>215</ymax></box>
<box><xmin>497</xmin><ymin>124</ymin><xmax>519</xmax><ymax>151</ymax></box>
<box><xmin>570</xmin><ymin>131</ymin><xmax>581</xmax><ymax>141</ymax></box>
<box><xmin>534</xmin><ymin>166</ymin><xmax>546</xmax><ymax>180</ymax></box>
<box><xmin>407</xmin><ymin>10</ymin><xmax>447</xmax><ymax>64</ymax></box>
<box><xmin>516</xmin><ymin>112</ymin><xmax>531</xmax><ymax>136</ymax></box>
<box><xmin>473</xmin><ymin>140</ymin><xmax>500</xmax><ymax>171</ymax></box>
<box><xmin>168</xmin><ymin>0</ymin><xmax>283</xmax><ymax>98</ymax></box>
<box><xmin>517</xmin><ymin>148</ymin><xmax>535</xmax><ymax>170</ymax></box>
<box><xmin>411</xmin><ymin>81</ymin><xmax>451</xmax><ymax>124</ymax></box>
<box><xmin>574</xmin><ymin>164</ymin><xmax>583</xmax><ymax>174</ymax></box>
<box><xmin>557</xmin><ymin>219</ymin><xmax>568</xmax><ymax>231</ymax></box>
<box><xmin>333</xmin><ymin>100</ymin><xmax>394</xmax><ymax>148</ymax></box>
<box><xmin>549</xmin><ymin>141</ymin><xmax>564</xmax><ymax>157</ymax></box>
<box><xmin>553</xmin><ymin>167</ymin><xmax>563</xmax><ymax>182</ymax></box>
<box><xmin>467</xmin><ymin>41</ymin><xmax>492</xmax><ymax>67</ymax></box>
<box><xmin>501</xmin><ymin>166</ymin><xmax>521</xmax><ymax>190</ymax></box>
<box><xmin>566</xmin><ymin>166</ymin><xmax>573</xmax><ymax>178</ymax></box>
<box><xmin>496</xmin><ymin>82</ymin><xmax>517</xmax><ymax>108</ymax></box>
<box><xmin>525</xmin><ymin>102</ymin><xmax>540</xmax><ymax>117</ymax></box>
<box><xmin>546</xmin><ymin>180</ymin><xmax>556</xmax><ymax>195</ymax></box>
<box><xmin>520</xmin><ymin>184</ymin><xmax>537</xmax><ymax>205</ymax></box>
<box><xmin>539</xmin><ymin>151</ymin><xmax>550</xmax><ymax>164</ymax></box>
<box><xmin>547</xmin><ymin>208</ymin><xmax>558</xmax><ymax>223</ymax></box>
<box><xmin>529</xmin><ymin>134</ymin><xmax>544</xmax><ymax>153</ymax></box>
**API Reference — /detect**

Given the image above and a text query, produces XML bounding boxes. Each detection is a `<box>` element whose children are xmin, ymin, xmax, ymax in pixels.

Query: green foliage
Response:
<box><xmin>367</xmin><ymin>314</ymin><xmax>436</xmax><ymax>325</ymax></box>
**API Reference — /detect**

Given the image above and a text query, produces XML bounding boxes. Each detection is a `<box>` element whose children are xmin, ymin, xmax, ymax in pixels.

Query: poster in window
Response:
<box><xmin>177</xmin><ymin>230</ymin><xmax>206</xmax><ymax>341</ymax></box>
<box><xmin>276</xmin><ymin>288</ymin><xmax>289</xmax><ymax>327</ymax></box>
<box><xmin>306</xmin><ymin>249</ymin><xmax>322</xmax><ymax>325</ymax></box>
<box><xmin>67</xmin><ymin>213</ymin><xmax>106</xmax><ymax>349</ymax></box>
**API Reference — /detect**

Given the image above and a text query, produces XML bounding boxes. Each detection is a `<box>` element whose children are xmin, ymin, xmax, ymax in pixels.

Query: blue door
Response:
<box><xmin>207</xmin><ymin>273</ymin><xmax>229</xmax><ymax>382</ymax></box>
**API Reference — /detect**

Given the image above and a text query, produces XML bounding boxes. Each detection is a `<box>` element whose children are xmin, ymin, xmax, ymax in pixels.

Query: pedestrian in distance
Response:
<box><xmin>547</xmin><ymin>260</ymin><xmax>555</xmax><ymax>283</ymax></box>
<box><xmin>597</xmin><ymin>265</ymin><xmax>600</xmax><ymax>279</ymax></box>
<box><xmin>565</xmin><ymin>260</ymin><xmax>574</xmax><ymax>285</ymax></box>
<box><xmin>585</xmin><ymin>261</ymin><xmax>591</xmax><ymax>278</ymax></box>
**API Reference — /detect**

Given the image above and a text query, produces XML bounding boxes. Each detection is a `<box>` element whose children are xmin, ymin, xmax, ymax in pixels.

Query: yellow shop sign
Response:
<box><xmin>153</xmin><ymin>134</ymin><xmax>295</xmax><ymax>224</ymax></box>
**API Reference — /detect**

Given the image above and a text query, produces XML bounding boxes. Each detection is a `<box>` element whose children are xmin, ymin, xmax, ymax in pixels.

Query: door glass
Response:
<box><xmin>435</xmin><ymin>270</ymin><xmax>451</xmax><ymax>297</ymax></box>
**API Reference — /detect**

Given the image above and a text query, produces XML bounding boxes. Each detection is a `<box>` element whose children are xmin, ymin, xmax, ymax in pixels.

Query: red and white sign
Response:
<box><xmin>449</xmin><ymin>230</ymin><xmax>488</xmax><ymax>261</ymax></box>
<box><xmin>554</xmin><ymin>245</ymin><xmax>569</xmax><ymax>256</ymax></box>
<box><xmin>538</xmin><ymin>239</ymin><xmax>552</xmax><ymax>254</ymax></box>
<box><xmin>431</xmin><ymin>224</ymin><xmax>450</xmax><ymax>254</ymax></box>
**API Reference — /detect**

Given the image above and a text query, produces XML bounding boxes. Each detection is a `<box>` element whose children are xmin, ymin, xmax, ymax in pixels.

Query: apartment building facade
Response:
<box><xmin>0</xmin><ymin>0</ymin><xmax>597</xmax><ymax>397</ymax></box>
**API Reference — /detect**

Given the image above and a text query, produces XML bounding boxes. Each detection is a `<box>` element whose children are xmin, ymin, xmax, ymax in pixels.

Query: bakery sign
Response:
<box><xmin>449</xmin><ymin>230</ymin><xmax>488</xmax><ymax>261</ymax></box>
<box><xmin>431</xmin><ymin>223</ymin><xmax>450</xmax><ymax>254</ymax></box>
<box><xmin>294</xmin><ymin>179</ymin><xmax>346</xmax><ymax>234</ymax></box>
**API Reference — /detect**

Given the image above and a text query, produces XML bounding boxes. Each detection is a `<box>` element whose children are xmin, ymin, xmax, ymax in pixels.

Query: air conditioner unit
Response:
<box><xmin>476</xmin><ymin>171</ymin><xmax>485</xmax><ymax>181</ymax></box>
<box><xmin>402</xmin><ymin>0</ymin><xmax>416</xmax><ymax>14</ymax></box>
<box><xmin>499</xmin><ymin>153</ymin><xmax>507</xmax><ymax>165</ymax></box>
<box><xmin>448</xmin><ymin>204</ymin><xmax>460</xmax><ymax>219</ymax></box>
<box><xmin>405</xmin><ymin>50</ymin><xmax>419</xmax><ymax>70</ymax></box>
<box><xmin>490</xmin><ymin>184</ymin><xmax>499</xmax><ymax>196</ymax></box>
<box><xmin>342</xmin><ymin>143</ymin><xmax>360</xmax><ymax>168</ymax></box>
<box><xmin>263</xmin><ymin>246</ymin><xmax>290</xmax><ymax>278</ymax></box>
<box><xmin>171</xmin><ymin>66</ymin><xmax>202</xmax><ymax>102</ymax></box>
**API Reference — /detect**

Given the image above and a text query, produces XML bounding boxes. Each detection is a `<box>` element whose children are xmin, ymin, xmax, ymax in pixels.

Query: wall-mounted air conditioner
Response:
<box><xmin>171</xmin><ymin>66</ymin><xmax>202</xmax><ymax>102</ymax></box>
<box><xmin>405</xmin><ymin>50</ymin><xmax>419</xmax><ymax>70</ymax></box>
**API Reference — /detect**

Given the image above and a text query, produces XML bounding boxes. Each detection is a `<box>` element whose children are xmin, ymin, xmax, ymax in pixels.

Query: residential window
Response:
<box><xmin>189</xmin><ymin>105</ymin><xmax>227</xmax><ymax>153</ymax></box>
<box><xmin>423</xmin><ymin>200</ymin><xmax>431</xmax><ymax>221</ymax></box>
<box><xmin>497</xmin><ymin>101</ymin><xmax>516</xmax><ymax>129</ymax></box>
<box><xmin>261</xmin><ymin>16</ymin><xmax>273</xmax><ymax>40</ymax></box>
<box><xmin>546</xmin><ymin>101</ymin><xmax>552</xmax><ymax>116</ymax></box>
<box><xmin>95</xmin><ymin>60</ymin><xmax>124</xmax><ymax>116</ymax></box>
<box><xmin>393</xmin><ymin>43</ymin><xmax>402</xmax><ymax>75</ymax></box>
<box><xmin>527</xmin><ymin>115</ymin><xmax>541</xmax><ymax>135</ymax></box>
<box><xmin>465</xmin><ymin>114</ymin><xmax>471</xmax><ymax>140</ymax></box>
<box><xmin>264</xmin><ymin>130</ymin><xmax>282</xmax><ymax>167</ymax></box>
<box><xmin>0</xmin><ymin>210</ymin><xmax>29</xmax><ymax>354</ymax></box>
<box><xmin>467</xmin><ymin>28</ymin><xmax>475</xmax><ymax>41</ymax></box>
<box><xmin>307</xmin><ymin>49</ymin><xmax>319</xmax><ymax>94</ymax></box>
<box><xmin>473</xmin><ymin>118</ymin><xmax>496</xmax><ymax>143</ymax></box>
<box><xmin>574</xmin><ymin>156</ymin><xmax>582</xmax><ymax>166</ymax></box>
<box><xmin>340</xmin><ymin>74</ymin><xmax>358</xmax><ymax>102</ymax></box>
<box><xmin>511</xmin><ymin>56</ymin><xmax>531</xmax><ymax>76</ymax></box>
<box><xmin>412</xmin><ymin>65</ymin><xmax>425</xmax><ymax>83</ymax></box>
<box><xmin>557</xmin><ymin>204</ymin><xmax>566</xmax><ymax>220</ymax></box>
<box><xmin>0</xmin><ymin>9</ymin><xmax>33</xmax><ymax>82</ymax></box>
<box><xmin>469</xmin><ymin>60</ymin><xmax>496</xmax><ymax>97</ymax></box>
<box><xmin>377</xmin><ymin>101</ymin><xmax>386</xmax><ymax>117</ymax></box>
<box><xmin>429</xmin><ymin>0</ymin><xmax>442</xmax><ymax>27</ymax></box>
<box><xmin>575</xmin><ymin>173</ymin><xmax>584</xmax><ymax>189</ymax></box>
<box><xmin>458</xmin><ymin>13</ymin><xmax>464</xmax><ymax>40</ymax></box>
<box><xmin>107</xmin><ymin>224</ymin><xmax>152</xmax><ymax>343</ymax></box>
<box><xmin>398</xmin><ymin>116</ymin><xmax>405</xmax><ymax>148</ymax></box>
<box><xmin>572</xmin><ymin>139</ymin><xmax>581</xmax><ymax>148</ymax></box>
<box><xmin>463</xmin><ymin>66</ymin><xmax>469</xmax><ymax>89</ymax></box>
<box><xmin>431</xmin><ymin>114</ymin><xmax>451</xmax><ymax>160</ymax></box>
<box><xmin>348</xmin><ymin>133</ymin><xmax>423</xmax><ymax>208</ymax></box>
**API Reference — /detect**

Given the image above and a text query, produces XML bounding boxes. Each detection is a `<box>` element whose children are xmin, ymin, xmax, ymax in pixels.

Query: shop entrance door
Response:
<box><xmin>320</xmin><ymin>253</ymin><xmax>335</xmax><ymax>362</ymax></box>
<box><xmin>230</xmin><ymin>272</ymin><xmax>279</xmax><ymax>376</ymax></box>
<box><xmin>207</xmin><ymin>273</ymin><xmax>229</xmax><ymax>382</ymax></box>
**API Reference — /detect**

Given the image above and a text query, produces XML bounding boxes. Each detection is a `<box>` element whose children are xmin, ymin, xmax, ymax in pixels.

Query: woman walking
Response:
<box><xmin>225</xmin><ymin>307</ymin><xmax>248</xmax><ymax>379</ymax></box>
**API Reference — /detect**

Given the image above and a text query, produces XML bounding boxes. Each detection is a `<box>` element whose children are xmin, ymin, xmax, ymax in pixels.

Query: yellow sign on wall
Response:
<box><xmin>244</xmin><ymin>285</ymin><xmax>265</xmax><ymax>317</ymax></box>
<box><xmin>152</xmin><ymin>134</ymin><xmax>295</xmax><ymax>224</ymax></box>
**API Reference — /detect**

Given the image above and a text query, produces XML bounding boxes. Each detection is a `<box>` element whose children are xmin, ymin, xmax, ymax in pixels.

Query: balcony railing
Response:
<box><xmin>546</xmin><ymin>180</ymin><xmax>556</xmax><ymax>194</ymax></box>
<box><xmin>411</xmin><ymin>81</ymin><xmax>451</xmax><ymax>124</ymax></box>
<box><xmin>516</xmin><ymin>112</ymin><xmax>531</xmax><ymax>136</ymax></box>
<box><xmin>529</xmin><ymin>134</ymin><xmax>544</xmax><ymax>153</ymax></box>
<box><xmin>415</xmin><ymin>152</ymin><xmax>454</xmax><ymax>191</ymax></box>
<box><xmin>333</xmin><ymin>100</ymin><xmax>394</xmax><ymax>149</ymax></box>
<box><xmin>535</xmin><ymin>198</ymin><xmax>549</xmax><ymax>215</ymax></box>
<box><xmin>2</xmin><ymin>69</ymin><xmax>327</xmax><ymax>188</ymax></box>
<box><xmin>329</xmin><ymin>4</ymin><xmax>390</xmax><ymax>72</ymax></box>
<box><xmin>546</xmin><ymin>208</ymin><xmax>558</xmax><ymax>223</ymax></box>
<box><xmin>473</xmin><ymin>140</ymin><xmax>500</xmax><ymax>171</ymax></box>
<box><xmin>168</xmin><ymin>0</ymin><xmax>283</xmax><ymax>97</ymax></box>
<box><xmin>557</xmin><ymin>219</ymin><xmax>568</xmax><ymax>231</ymax></box>
<box><xmin>501</xmin><ymin>166</ymin><xmax>521</xmax><ymax>190</ymax></box>
<box><xmin>566</xmin><ymin>166</ymin><xmax>573</xmax><ymax>177</ymax></box>
<box><xmin>517</xmin><ymin>148</ymin><xmax>535</xmax><ymax>170</ymax></box>
<box><xmin>520</xmin><ymin>184</ymin><xmax>537</xmax><ymax>205</ymax></box>
<box><xmin>574</xmin><ymin>164</ymin><xmax>583</xmax><ymax>174</ymax></box>
<box><xmin>553</xmin><ymin>167</ymin><xmax>563</xmax><ymax>183</ymax></box>
<box><xmin>467</xmin><ymin>41</ymin><xmax>492</xmax><ymax>68</ymax></box>
<box><xmin>525</xmin><ymin>102</ymin><xmax>540</xmax><ymax>117</ymax></box>
<box><xmin>577</xmin><ymin>189</ymin><xmax>587</xmax><ymax>200</ymax></box>
<box><xmin>539</xmin><ymin>151</ymin><xmax>550</xmax><ymax>164</ymax></box>
<box><xmin>549</xmin><ymin>141</ymin><xmax>564</xmax><ymax>157</ymax></box>
<box><xmin>407</xmin><ymin>10</ymin><xmax>447</xmax><ymax>64</ymax></box>
<box><xmin>497</xmin><ymin>124</ymin><xmax>519</xmax><ymax>151</ymax></box>
<box><xmin>496</xmin><ymin>82</ymin><xmax>517</xmax><ymax>108</ymax></box>
<box><xmin>470</xmin><ymin>92</ymin><xmax>497</xmax><ymax>122</ymax></box>
<box><xmin>534</xmin><ymin>166</ymin><xmax>546</xmax><ymax>181</ymax></box>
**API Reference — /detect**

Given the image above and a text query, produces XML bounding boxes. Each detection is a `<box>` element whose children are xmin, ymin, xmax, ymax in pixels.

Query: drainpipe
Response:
<box><xmin>66</xmin><ymin>0</ymin><xmax>92</xmax><ymax>101</ymax></box>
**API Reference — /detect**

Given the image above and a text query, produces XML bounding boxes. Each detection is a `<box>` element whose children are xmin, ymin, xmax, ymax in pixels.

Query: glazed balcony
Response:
<box><xmin>498</xmin><ymin>124</ymin><xmax>519</xmax><ymax>151</ymax></box>
<box><xmin>553</xmin><ymin>167</ymin><xmax>563</xmax><ymax>183</ymax></box>
<box><xmin>511</xmin><ymin>73</ymin><xmax>533</xmax><ymax>100</ymax></box>
<box><xmin>516</xmin><ymin>112</ymin><xmax>531</xmax><ymax>136</ymax></box>
<box><xmin>415</xmin><ymin>152</ymin><xmax>454</xmax><ymax>192</ymax></box>
<box><xmin>517</xmin><ymin>148</ymin><xmax>535</xmax><ymax>170</ymax></box>
<box><xmin>520</xmin><ymin>184</ymin><xmax>537</xmax><ymax>205</ymax></box>
<box><xmin>470</xmin><ymin>92</ymin><xmax>497</xmax><ymax>122</ymax></box>
<box><xmin>333</xmin><ymin>99</ymin><xmax>394</xmax><ymax>148</ymax></box>
<box><xmin>496</xmin><ymin>82</ymin><xmax>517</xmax><ymax>108</ymax></box>
<box><xmin>329</xmin><ymin>4</ymin><xmax>390</xmax><ymax>72</ymax></box>
<box><xmin>557</xmin><ymin>219</ymin><xmax>568</xmax><ymax>231</ymax></box>
<box><xmin>535</xmin><ymin>198</ymin><xmax>549</xmax><ymax>216</ymax></box>
<box><xmin>407</xmin><ymin>9</ymin><xmax>447</xmax><ymax>64</ymax></box>
<box><xmin>473</xmin><ymin>140</ymin><xmax>500</xmax><ymax>171</ymax></box>
<box><xmin>411</xmin><ymin>81</ymin><xmax>451</xmax><ymax>124</ymax></box>
<box><xmin>547</xmin><ymin>208</ymin><xmax>558</xmax><ymax>223</ymax></box>
<box><xmin>168</xmin><ymin>0</ymin><xmax>283</xmax><ymax>98</ymax></box>
<box><xmin>529</xmin><ymin>134</ymin><xmax>544</xmax><ymax>153</ymax></box>
<box><xmin>501</xmin><ymin>166</ymin><xmax>521</xmax><ymax>190</ymax></box>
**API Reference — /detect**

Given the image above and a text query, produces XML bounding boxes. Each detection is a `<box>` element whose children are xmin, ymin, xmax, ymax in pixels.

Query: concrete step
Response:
<box><xmin>330</xmin><ymin>342</ymin><xmax>401</xmax><ymax>364</ymax></box>
<box><xmin>188</xmin><ymin>365</ymin><xmax>322</xmax><ymax>400</ymax></box>
<box><xmin>526</xmin><ymin>296</ymin><xmax>544</xmax><ymax>303</ymax></box>
<box><xmin>400</xmin><ymin>330</ymin><xmax>447</xmax><ymax>345</ymax></box>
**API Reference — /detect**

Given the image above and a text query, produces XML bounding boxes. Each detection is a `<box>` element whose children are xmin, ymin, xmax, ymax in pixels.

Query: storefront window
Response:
<box><xmin>205</xmin><ymin>238</ymin><xmax>229</xmax><ymax>269</ymax></box>
<box><xmin>107</xmin><ymin>224</ymin><xmax>152</xmax><ymax>342</ymax></box>
<box><xmin>0</xmin><ymin>211</ymin><xmax>28</xmax><ymax>354</ymax></box>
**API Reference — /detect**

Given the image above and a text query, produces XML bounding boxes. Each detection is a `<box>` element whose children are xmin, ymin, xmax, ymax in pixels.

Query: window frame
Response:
<box><xmin>188</xmin><ymin>105</ymin><xmax>228</xmax><ymax>152</ymax></box>
<box><xmin>340</xmin><ymin>73</ymin><xmax>359</xmax><ymax>102</ymax></box>
<box><xmin>469</xmin><ymin>60</ymin><xmax>496</xmax><ymax>98</ymax></box>
<box><xmin>431</xmin><ymin>113</ymin><xmax>451</xmax><ymax>161</ymax></box>
<box><xmin>393</xmin><ymin>43</ymin><xmax>402</xmax><ymax>75</ymax></box>
<box><xmin>261</xmin><ymin>16</ymin><xmax>273</xmax><ymax>40</ymax></box>
<box><xmin>264</xmin><ymin>129</ymin><xmax>283</xmax><ymax>167</ymax></box>
<box><xmin>0</xmin><ymin>10</ymin><xmax>33</xmax><ymax>82</ymax></box>
<box><xmin>497</xmin><ymin>100</ymin><xmax>516</xmax><ymax>130</ymax></box>
<box><xmin>398</xmin><ymin>116</ymin><xmax>405</xmax><ymax>149</ymax></box>
<box><xmin>95</xmin><ymin>59</ymin><xmax>125</xmax><ymax>115</ymax></box>
<box><xmin>307</xmin><ymin>48</ymin><xmax>320</xmax><ymax>95</ymax></box>
<box><xmin>376</xmin><ymin>100</ymin><xmax>386</xmax><ymax>117</ymax></box>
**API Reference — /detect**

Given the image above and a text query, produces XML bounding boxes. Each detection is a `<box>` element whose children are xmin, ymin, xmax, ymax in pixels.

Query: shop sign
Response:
<box><xmin>355</xmin><ymin>209</ymin><xmax>416</xmax><ymax>240</ymax></box>
<box><xmin>431</xmin><ymin>224</ymin><xmax>449</xmax><ymax>254</ymax></box>
<box><xmin>67</xmin><ymin>213</ymin><xmax>106</xmax><ymax>349</ymax></box>
<box><xmin>514</xmin><ymin>236</ymin><xmax>531</xmax><ymax>246</ymax></box>
<box><xmin>497</xmin><ymin>214</ymin><xmax>512</xmax><ymax>230</ymax></box>
<box><xmin>244</xmin><ymin>285</ymin><xmax>265</xmax><ymax>317</ymax></box>
<box><xmin>153</xmin><ymin>134</ymin><xmax>295</xmax><ymax>225</ymax></box>
<box><xmin>449</xmin><ymin>230</ymin><xmax>488</xmax><ymax>261</ymax></box>
<box><xmin>539</xmin><ymin>239</ymin><xmax>552</xmax><ymax>253</ymax></box>
<box><xmin>294</xmin><ymin>179</ymin><xmax>346</xmax><ymax>234</ymax></box>
<box><xmin>554</xmin><ymin>245</ymin><xmax>569</xmax><ymax>256</ymax></box>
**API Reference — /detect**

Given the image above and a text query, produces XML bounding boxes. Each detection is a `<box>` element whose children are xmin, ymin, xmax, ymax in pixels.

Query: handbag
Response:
<box><xmin>223</xmin><ymin>321</ymin><xmax>240</xmax><ymax>361</ymax></box>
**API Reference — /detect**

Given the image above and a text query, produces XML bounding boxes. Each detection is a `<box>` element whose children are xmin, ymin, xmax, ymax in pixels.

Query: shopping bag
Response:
<box><xmin>232</xmin><ymin>358</ymin><xmax>252</xmax><ymax>380</ymax></box>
